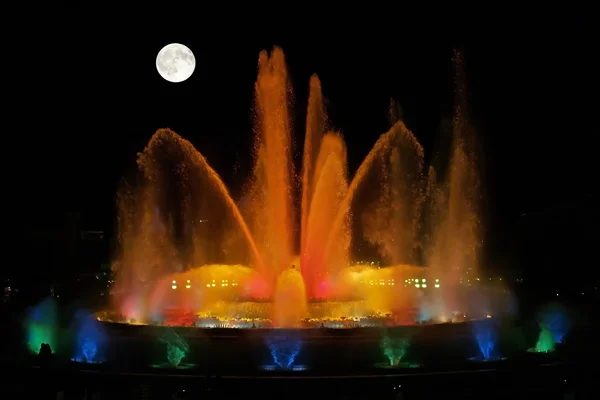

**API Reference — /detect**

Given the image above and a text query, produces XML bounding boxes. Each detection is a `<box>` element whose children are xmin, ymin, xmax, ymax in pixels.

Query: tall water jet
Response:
<box><xmin>112</xmin><ymin>182</ymin><xmax>177</xmax><ymax>319</ymax></box>
<box><xmin>302</xmin><ymin>132</ymin><xmax>349</xmax><ymax>298</ymax></box>
<box><xmin>246</xmin><ymin>47</ymin><xmax>295</xmax><ymax>291</ymax></box>
<box><xmin>424</xmin><ymin>50</ymin><xmax>483</xmax><ymax>314</ymax></box>
<box><xmin>300</xmin><ymin>75</ymin><xmax>327</xmax><ymax>286</ymax></box>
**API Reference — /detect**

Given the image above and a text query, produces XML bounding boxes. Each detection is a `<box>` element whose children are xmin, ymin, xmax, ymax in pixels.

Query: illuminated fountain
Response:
<box><xmin>104</xmin><ymin>48</ymin><xmax>483</xmax><ymax>328</ymax></box>
<box><xmin>375</xmin><ymin>334</ymin><xmax>419</xmax><ymax>368</ymax></box>
<box><xmin>538</xmin><ymin>304</ymin><xmax>570</xmax><ymax>345</ymax></box>
<box><xmin>528</xmin><ymin>304</ymin><xmax>569</xmax><ymax>354</ymax></box>
<box><xmin>261</xmin><ymin>334</ymin><xmax>306</xmax><ymax>371</ymax></box>
<box><xmin>151</xmin><ymin>329</ymin><xmax>196</xmax><ymax>369</ymax></box>
<box><xmin>529</xmin><ymin>325</ymin><xmax>555</xmax><ymax>354</ymax></box>
<box><xmin>25</xmin><ymin>298</ymin><xmax>58</xmax><ymax>356</ymax></box>
<box><xmin>469</xmin><ymin>319</ymin><xmax>504</xmax><ymax>362</ymax></box>
<box><xmin>71</xmin><ymin>311</ymin><xmax>107</xmax><ymax>364</ymax></box>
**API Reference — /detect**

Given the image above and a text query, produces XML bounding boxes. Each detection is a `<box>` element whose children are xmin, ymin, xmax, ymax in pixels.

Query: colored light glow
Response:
<box><xmin>471</xmin><ymin>320</ymin><xmax>502</xmax><ymax>362</ymax></box>
<box><xmin>25</xmin><ymin>298</ymin><xmax>58</xmax><ymax>355</ymax></box>
<box><xmin>266</xmin><ymin>336</ymin><xmax>303</xmax><ymax>370</ymax></box>
<box><xmin>71</xmin><ymin>311</ymin><xmax>107</xmax><ymax>364</ymax></box>
<box><xmin>381</xmin><ymin>335</ymin><xmax>412</xmax><ymax>367</ymax></box>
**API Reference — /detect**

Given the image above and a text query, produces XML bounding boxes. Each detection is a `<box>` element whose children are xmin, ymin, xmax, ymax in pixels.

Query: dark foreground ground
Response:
<box><xmin>3</xmin><ymin>361</ymin><xmax>589</xmax><ymax>399</ymax></box>
<box><xmin>2</xmin><ymin>319</ymin><xmax>598</xmax><ymax>399</ymax></box>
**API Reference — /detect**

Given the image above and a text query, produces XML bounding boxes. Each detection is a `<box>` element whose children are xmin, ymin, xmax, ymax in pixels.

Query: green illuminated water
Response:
<box><xmin>27</xmin><ymin>323</ymin><xmax>56</xmax><ymax>355</ymax></box>
<box><xmin>151</xmin><ymin>329</ymin><xmax>194</xmax><ymax>369</ymax></box>
<box><xmin>25</xmin><ymin>299</ymin><xmax>58</xmax><ymax>355</ymax></box>
<box><xmin>529</xmin><ymin>325</ymin><xmax>555</xmax><ymax>353</ymax></box>
<box><xmin>380</xmin><ymin>335</ymin><xmax>417</xmax><ymax>367</ymax></box>
<box><xmin>167</xmin><ymin>343</ymin><xmax>186</xmax><ymax>367</ymax></box>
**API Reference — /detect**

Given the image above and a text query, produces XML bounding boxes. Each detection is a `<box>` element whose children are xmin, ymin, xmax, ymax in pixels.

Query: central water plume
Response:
<box><xmin>245</xmin><ymin>48</ymin><xmax>295</xmax><ymax>291</ymax></box>
<box><xmin>273</xmin><ymin>267</ymin><xmax>308</xmax><ymax>327</ymax></box>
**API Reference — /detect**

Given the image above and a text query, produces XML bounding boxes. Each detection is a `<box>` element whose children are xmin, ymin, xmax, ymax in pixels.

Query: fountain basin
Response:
<box><xmin>374</xmin><ymin>362</ymin><xmax>421</xmax><ymax>369</ymax></box>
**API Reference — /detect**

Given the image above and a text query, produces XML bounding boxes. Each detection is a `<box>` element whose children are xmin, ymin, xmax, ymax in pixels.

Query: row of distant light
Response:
<box><xmin>361</xmin><ymin>278</ymin><xmax>441</xmax><ymax>288</ymax></box>
<box><xmin>405</xmin><ymin>278</ymin><xmax>441</xmax><ymax>288</ymax></box>
<box><xmin>172</xmin><ymin>278</ymin><xmax>439</xmax><ymax>290</ymax></box>
<box><xmin>171</xmin><ymin>279</ymin><xmax>239</xmax><ymax>290</ymax></box>
<box><xmin>171</xmin><ymin>280</ymin><xmax>191</xmax><ymax>289</ymax></box>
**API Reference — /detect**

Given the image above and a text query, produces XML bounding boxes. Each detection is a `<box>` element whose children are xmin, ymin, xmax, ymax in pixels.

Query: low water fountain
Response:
<box><xmin>529</xmin><ymin>325</ymin><xmax>555</xmax><ymax>354</ymax></box>
<box><xmin>539</xmin><ymin>304</ymin><xmax>570</xmax><ymax>345</ymax></box>
<box><xmin>262</xmin><ymin>334</ymin><xmax>306</xmax><ymax>371</ymax></box>
<box><xmin>25</xmin><ymin>298</ymin><xmax>58</xmax><ymax>356</ymax></box>
<box><xmin>376</xmin><ymin>334</ymin><xmax>419</xmax><ymax>368</ymax></box>
<box><xmin>151</xmin><ymin>329</ymin><xmax>195</xmax><ymax>369</ymax></box>
<box><xmin>528</xmin><ymin>304</ymin><xmax>570</xmax><ymax>354</ymax></box>
<box><xmin>71</xmin><ymin>311</ymin><xmax>107</xmax><ymax>364</ymax></box>
<box><xmin>469</xmin><ymin>319</ymin><xmax>504</xmax><ymax>362</ymax></box>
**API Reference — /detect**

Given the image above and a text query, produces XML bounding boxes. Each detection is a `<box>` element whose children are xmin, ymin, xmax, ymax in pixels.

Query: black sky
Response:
<box><xmin>5</xmin><ymin>9</ymin><xmax>597</xmax><ymax>247</ymax></box>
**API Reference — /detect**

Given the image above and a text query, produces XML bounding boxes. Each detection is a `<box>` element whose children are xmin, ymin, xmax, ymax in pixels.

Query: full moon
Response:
<box><xmin>156</xmin><ymin>43</ymin><xmax>196</xmax><ymax>83</ymax></box>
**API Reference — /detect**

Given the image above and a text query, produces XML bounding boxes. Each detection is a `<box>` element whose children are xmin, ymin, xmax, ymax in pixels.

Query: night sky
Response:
<box><xmin>5</xmin><ymin>8</ymin><xmax>597</xmax><ymax>275</ymax></box>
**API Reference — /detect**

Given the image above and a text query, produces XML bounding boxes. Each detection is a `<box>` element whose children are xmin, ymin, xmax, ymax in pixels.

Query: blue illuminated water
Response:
<box><xmin>71</xmin><ymin>311</ymin><xmax>107</xmax><ymax>364</ymax></box>
<box><xmin>263</xmin><ymin>335</ymin><xmax>305</xmax><ymax>371</ymax></box>
<box><xmin>471</xmin><ymin>320</ymin><xmax>503</xmax><ymax>362</ymax></box>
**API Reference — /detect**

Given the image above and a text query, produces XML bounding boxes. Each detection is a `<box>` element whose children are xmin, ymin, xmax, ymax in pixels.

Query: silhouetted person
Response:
<box><xmin>38</xmin><ymin>343</ymin><xmax>53</xmax><ymax>367</ymax></box>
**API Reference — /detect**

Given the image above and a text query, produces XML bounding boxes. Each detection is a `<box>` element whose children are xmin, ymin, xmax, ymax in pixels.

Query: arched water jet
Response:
<box><xmin>139</xmin><ymin>129</ymin><xmax>265</xmax><ymax>273</ymax></box>
<box><xmin>113</xmin><ymin>130</ymin><xmax>266</xmax><ymax>320</ymax></box>
<box><xmin>324</xmin><ymin>121</ymin><xmax>421</xmax><ymax>265</ymax></box>
<box><xmin>359</xmin><ymin>128</ymin><xmax>425</xmax><ymax>266</ymax></box>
